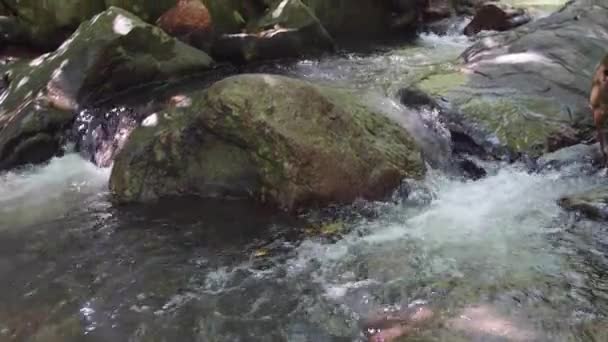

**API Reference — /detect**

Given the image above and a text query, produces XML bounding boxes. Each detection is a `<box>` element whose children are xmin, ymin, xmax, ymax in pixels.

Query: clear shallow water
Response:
<box><xmin>259</xmin><ymin>32</ymin><xmax>471</xmax><ymax>97</ymax></box>
<box><xmin>1</xmin><ymin>33</ymin><xmax>608</xmax><ymax>342</ymax></box>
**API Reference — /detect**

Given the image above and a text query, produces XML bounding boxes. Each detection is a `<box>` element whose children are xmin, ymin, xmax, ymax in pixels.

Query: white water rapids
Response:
<box><xmin>1</xmin><ymin>27</ymin><xmax>607</xmax><ymax>341</ymax></box>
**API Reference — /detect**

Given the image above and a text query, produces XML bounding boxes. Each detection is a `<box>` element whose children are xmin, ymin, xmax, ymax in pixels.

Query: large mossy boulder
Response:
<box><xmin>413</xmin><ymin>0</ymin><xmax>605</xmax><ymax>158</ymax></box>
<box><xmin>0</xmin><ymin>7</ymin><xmax>213</xmax><ymax>171</ymax></box>
<box><xmin>110</xmin><ymin>74</ymin><xmax>424</xmax><ymax>211</ymax></box>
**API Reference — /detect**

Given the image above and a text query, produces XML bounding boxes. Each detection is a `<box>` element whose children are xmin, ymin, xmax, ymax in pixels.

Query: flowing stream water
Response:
<box><xmin>2</xmin><ymin>28</ymin><xmax>608</xmax><ymax>342</ymax></box>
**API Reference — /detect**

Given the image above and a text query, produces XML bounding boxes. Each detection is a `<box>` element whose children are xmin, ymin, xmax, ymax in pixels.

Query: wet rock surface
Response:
<box><xmin>0</xmin><ymin>7</ymin><xmax>213</xmax><ymax>171</ymax></box>
<box><xmin>212</xmin><ymin>0</ymin><xmax>335</xmax><ymax>63</ymax></box>
<box><xmin>560</xmin><ymin>187</ymin><xmax>608</xmax><ymax>221</ymax></box>
<box><xmin>415</xmin><ymin>0</ymin><xmax>603</xmax><ymax>158</ymax></box>
<box><xmin>110</xmin><ymin>74</ymin><xmax>425</xmax><ymax>210</ymax></box>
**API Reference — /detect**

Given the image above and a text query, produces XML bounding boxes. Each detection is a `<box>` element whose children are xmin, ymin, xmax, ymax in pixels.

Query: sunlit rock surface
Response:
<box><xmin>415</xmin><ymin>0</ymin><xmax>600</xmax><ymax>157</ymax></box>
<box><xmin>0</xmin><ymin>7</ymin><xmax>213</xmax><ymax>171</ymax></box>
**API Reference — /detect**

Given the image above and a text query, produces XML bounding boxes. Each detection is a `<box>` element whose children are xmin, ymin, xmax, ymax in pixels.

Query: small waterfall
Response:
<box><xmin>363</xmin><ymin>93</ymin><xmax>453</xmax><ymax>170</ymax></box>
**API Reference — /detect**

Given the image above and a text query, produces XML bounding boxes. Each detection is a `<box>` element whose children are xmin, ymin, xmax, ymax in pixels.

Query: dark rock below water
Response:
<box><xmin>463</xmin><ymin>4</ymin><xmax>531</xmax><ymax>36</ymax></box>
<box><xmin>454</xmin><ymin>156</ymin><xmax>487</xmax><ymax>179</ymax></box>
<box><xmin>0</xmin><ymin>7</ymin><xmax>213</xmax><ymax>171</ymax></box>
<box><xmin>110</xmin><ymin>74</ymin><xmax>425</xmax><ymax>211</ymax></box>
<box><xmin>397</xmin><ymin>86</ymin><xmax>439</xmax><ymax>109</ymax></box>
<box><xmin>559</xmin><ymin>188</ymin><xmax>608</xmax><ymax>221</ymax></box>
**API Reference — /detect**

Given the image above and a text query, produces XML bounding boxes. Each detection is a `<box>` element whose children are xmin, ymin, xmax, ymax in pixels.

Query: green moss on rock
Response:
<box><xmin>458</xmin><ymin>97</ymin><xmax>563</xmax><ymax>155</ymax></box>
<box><xmin>111</xmin><ymin>74</ymin><xmax>425</xmax><ymax>211</ymax></box>
<box><xmin>417</xmin><ymin>71</ymin><xmax>468</xmax><ymax>96</ymax></box>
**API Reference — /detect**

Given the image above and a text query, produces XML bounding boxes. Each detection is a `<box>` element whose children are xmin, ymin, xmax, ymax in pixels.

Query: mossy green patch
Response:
<box><xmin>417</xmin><ymin>71</ymin><xmax>468</xmax><ymax>96</ymax></box>
<box><xmin>458</xmin><ymin>96</ymin><xmax>563</xmax><ymax>155</ymax></box>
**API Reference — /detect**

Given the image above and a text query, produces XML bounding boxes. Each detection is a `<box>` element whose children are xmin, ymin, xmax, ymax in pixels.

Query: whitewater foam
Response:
<box><xmin>0</xmin><ymin>154</ymin><xmax>109</xmax><ymax>229</ymax></box>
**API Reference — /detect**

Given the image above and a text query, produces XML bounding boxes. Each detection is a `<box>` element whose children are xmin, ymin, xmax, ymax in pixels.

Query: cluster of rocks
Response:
<box><xmin>0</xmin><ymin>1</ymin><xmax>433</xmax><ymax>212</ymax></box>
<box><xmin>407</xmin><ymin>0</ymin><xmax>608</xmax><ymax>220</ymax></box>
<box><xmin>2</xmin><ymin>0</ymin><xmax>607</xmax><ymax>216</ymax></box>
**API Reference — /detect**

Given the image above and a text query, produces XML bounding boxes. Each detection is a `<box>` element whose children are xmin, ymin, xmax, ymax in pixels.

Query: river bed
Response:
<box><xmin>1</xmin><ymin>29</ymin><xmax>607</xmax><ymax>342</ymax></box>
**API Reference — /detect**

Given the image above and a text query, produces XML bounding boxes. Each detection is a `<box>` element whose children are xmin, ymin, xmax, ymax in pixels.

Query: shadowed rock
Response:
<box><xmin>560</xmin><ymin>187</ymin><xmax>608</xmax><ymax>221</ymax></box>
<box><xmin>212</xmin><ymin>0</ymin><xmax>335</xmax><ymax>63</ymax></box>
<box><xmin>464</xmin><ymin>4</ymin><xmax>531</xmax><ymax>36</ymax></box>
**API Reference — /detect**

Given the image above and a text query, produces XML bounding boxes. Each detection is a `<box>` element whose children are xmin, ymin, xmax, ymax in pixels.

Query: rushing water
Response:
<box><xmin>2</xmin><ymin>32</ymin><xmax>608</xmax><ymax>342</ymax></box>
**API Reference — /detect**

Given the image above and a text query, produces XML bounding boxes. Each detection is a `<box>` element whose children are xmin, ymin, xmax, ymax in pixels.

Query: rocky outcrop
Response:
<box><xmin>536</xmin><ymin>143</ymin><xmax>603</xmax><ymax>173</ymax></box>
<box><xmin>0</xmin><ymin>7</ymin><xmax>213</xmax><ymax>171</ymax></box>
<box><xmin>212</xmin><ymin>0</ymin><xmax>334</xmax><ymax>63</ymax></box>
<box><xmin>1</xmin><ymin>0</ymin><xmax>425</xmax><ymax>53</ymax></box>
<box><xmin>559</xmin><ymin>187</ymin><xmax>608</xmax><ymax>221</ymax></box>
<box><xmin>110</xmin><ymin>74</ymin><xmax>425</xmax><ymax>211</ymax></box>
<box><xmin>414</xmin><ymin>0</ymin><xmax>604</xmax><ymax>158</ymax></box>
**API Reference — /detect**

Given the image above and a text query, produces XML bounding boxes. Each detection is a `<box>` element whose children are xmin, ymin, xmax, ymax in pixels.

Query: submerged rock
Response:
<box><xmin>397</xmin><ymin>86</ymin><xmax>439</xmax><ymax>109</ymax></box>
<box><xmin>463</xmin><ymin>4</ymin><xmax>531</xmax><ymax>36</ymax></box>
<box><xmin>414</xmin><ymin>0</ymin><xmax>605</xmax><ymax>158</ymax></box>
<box><xmin>110</xmin><ymin>74</ymin><xmax>425</xmax><ymax>211</ymax></box>
<box><xmin>0</xmin><ymin>7</ymin><xmax>213</xmax><ymax>171</ymax></box>
<box><xmin>559</xmin><ymin>188</ymin><xmax>608</xmax><ymax>221</ymax></box>
<box><xmin>537</xmin><ymin>143</ymin><xmax>602</xmax><ymax>173</ymax></box>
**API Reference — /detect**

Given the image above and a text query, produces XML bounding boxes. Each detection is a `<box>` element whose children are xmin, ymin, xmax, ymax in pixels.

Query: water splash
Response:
<box><xmin>285</xmin><ymin>164</ymin><xmax>602</xmax><ymax>321</ymax></box>
<box><xmin>0</xmin><ymin>154</ymin><xmax>109</xmax><ymax>229</ymax></box>
<box><xmin>73</xmin><ymin>106</ymin><xmax>141</xmax><ymax>167</ymax></box>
